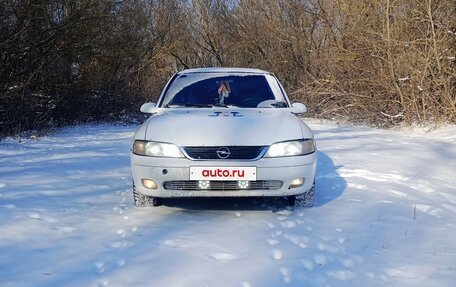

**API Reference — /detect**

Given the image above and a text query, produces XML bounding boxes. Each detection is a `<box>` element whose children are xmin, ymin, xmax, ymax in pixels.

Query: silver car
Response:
<box><xmin>131</xmin><ymin>68</ymin><xmax>317</xmax><ymax>207</ymax></box>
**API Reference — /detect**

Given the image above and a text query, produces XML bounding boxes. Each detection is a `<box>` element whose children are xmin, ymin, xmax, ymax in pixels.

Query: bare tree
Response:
<box><xmin>1</xmin><ymin>0</ymin><xmax>454</xmax><ymax>138</ymax></box>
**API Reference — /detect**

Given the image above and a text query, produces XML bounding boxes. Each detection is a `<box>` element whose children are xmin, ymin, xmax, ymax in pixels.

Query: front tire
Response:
<box><xmin>133</xmin><ymin>187</ymin><xmax>161</xmax><ymax>207</ymax></box>
<box><xmin>287</xmin><ymin>182</ymin><xmax>315</xmax><ymax>207</ymax></box>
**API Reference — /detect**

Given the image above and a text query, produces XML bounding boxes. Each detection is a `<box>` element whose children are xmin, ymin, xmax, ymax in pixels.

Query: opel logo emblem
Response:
<box><xmin>216</xmin><ymin>147</ymin><xmax>231</xmax><ymax>159</ymax></box>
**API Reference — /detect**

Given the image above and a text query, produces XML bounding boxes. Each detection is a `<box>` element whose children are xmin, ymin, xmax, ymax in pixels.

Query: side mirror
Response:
<box><xmin>140</xmin><ymin>102</ymin><xmax>157</xmax><ymax>113</ymax></box>
<box><xmin>291</xmin><ymin>103</ymin><xmax>307</xmax><ymax>114</ymax></box>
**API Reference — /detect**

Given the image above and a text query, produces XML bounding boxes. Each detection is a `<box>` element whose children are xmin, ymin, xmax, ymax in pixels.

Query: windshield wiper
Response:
<box><xmin>166</xmin><ymin>103</ymin><xmax>213</xmax><ymax>108</ymax></box>
<box><xmin>212</xmin><ymin>103</ymin><xmax>229</xmax><ymax>108</ymax></box>
<box><xmin>166</xmin><ymin>103</ymin><xmax>238</xmax><ymax>108</ymax></box>
<box><xmin>271</xmin><ymin>101</ymin><xmax>287</xmax><ymax>108</ymax></box>
<box><xmin>186</xmin><ymin>103</ymin><xmax>213</xmax><ymax>108</ymax></box>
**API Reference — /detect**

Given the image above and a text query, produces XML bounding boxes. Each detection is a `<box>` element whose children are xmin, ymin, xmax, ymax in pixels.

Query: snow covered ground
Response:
<box><xmin>0</xmin><ymin>120</ymin><xmax>455</xmax><ymax>287</ymax></box>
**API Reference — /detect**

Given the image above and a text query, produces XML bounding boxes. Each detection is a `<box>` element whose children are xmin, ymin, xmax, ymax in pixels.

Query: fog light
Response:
<box><xmin>238</xmin><ymin>180</ymin><xmax>250</xmax><ymax>189</ymax></box>
<box><xmin>198</xmin><ymin>180</ymin><xmax>210</xmax><ymax>189</ymax></box>
<box><xmin>142</xmin><ymin>178</ymin><xmax>158</xmax><ymax>189</ymax></box>
<box><xmin>289</xmin><ymin>178</ymin><xmax>304</xmax><ymax>189</ymax></box>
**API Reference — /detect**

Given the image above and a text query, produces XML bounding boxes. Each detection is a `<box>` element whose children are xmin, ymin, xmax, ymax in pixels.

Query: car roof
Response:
<box><xmin>178</xmin><ymin>67</ymin><xmax>271</xmax><ymax>75</ymax></box>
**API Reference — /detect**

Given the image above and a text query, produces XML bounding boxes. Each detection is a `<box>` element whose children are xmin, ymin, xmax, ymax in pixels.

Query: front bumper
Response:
<box><xmin>131</xmin><ymin>153</ymin><xmax>317</xmax><ymax>197</ymax></box>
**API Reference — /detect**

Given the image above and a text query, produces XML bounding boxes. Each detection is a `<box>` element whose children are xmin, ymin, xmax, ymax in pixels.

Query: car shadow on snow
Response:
<box><xmin>160</xmin><ymin>151</ymin><xmax>346</xmax><ymax>211</ymax></box>
<box><xmin>313</xmin><ymin>151</ymin><xmax>346</xmax><ymax>207</ymax></box>
<box><xmin>160</xmin><ymin>196</ymin><xmax>290</xmax><ymax>211</ymax></box>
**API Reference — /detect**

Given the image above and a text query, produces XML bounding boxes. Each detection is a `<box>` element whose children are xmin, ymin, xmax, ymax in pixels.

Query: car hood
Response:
<box><xmin>140</xmin><ymin>109</ymin><xmax>312</xmax><ymax>146</ymax></box>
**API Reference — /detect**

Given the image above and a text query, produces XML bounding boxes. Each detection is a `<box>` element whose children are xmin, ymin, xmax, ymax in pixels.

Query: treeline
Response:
<box><xmin>1</xmin><ymin>0</ymin><xmax>455</xmax><ymax>137</ymax></box>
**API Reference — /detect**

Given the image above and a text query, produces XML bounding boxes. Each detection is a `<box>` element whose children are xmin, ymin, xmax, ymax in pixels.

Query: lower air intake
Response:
<box><xmin>163</xmin><ymin>180</ymin><xmax>283</xmax><ymax>191</ymax></box>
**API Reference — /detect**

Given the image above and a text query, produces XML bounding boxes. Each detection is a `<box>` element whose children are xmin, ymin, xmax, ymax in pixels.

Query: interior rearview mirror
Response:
<box><xmin>291</xmin><ymin>103</ymin><xmax>307</xmax><ymax>114</ymax></box>
<box><xmin>140</xmin><ymin>102</ymin><xmax>157</xmax><ymax>113</ymax></box>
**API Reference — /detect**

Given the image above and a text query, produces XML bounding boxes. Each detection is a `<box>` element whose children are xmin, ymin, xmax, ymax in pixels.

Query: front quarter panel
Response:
<box><xmin>134</xmin><ymin>117</ymin><xmax>153</xmax><ymax>141</ymax></box>
<box><xmin>298</xmin><ymin>117</ymin><xmax>314</xmax><ymax>139</ymax></box>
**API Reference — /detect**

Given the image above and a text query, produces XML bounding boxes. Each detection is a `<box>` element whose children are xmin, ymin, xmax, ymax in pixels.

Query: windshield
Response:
<box><xmin>160</xmin><ymin>73</ymin><xmax>289</xmax><ymax>108</ymax></box>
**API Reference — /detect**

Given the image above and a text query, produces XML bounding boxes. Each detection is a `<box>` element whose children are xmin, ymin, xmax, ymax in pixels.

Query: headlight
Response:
<box><xmin>264</xmin><ymin>139</ymin><xmax>315</xmax><ymax>157</ymax></box>
<box><xmin>133</xmin><ymin>140</ymin><xmax>184</xmax><ymax>158</ymax></box>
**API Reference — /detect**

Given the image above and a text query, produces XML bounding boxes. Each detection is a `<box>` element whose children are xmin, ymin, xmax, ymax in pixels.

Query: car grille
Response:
<box><xmin>183</xmin><ymin>146</ymin><xmax>266</xmax><ymax>160</ymax></box>
<box><xmin>163</xmin><ymin>180</ymin><xmax>283</xmax><ymax>191</ymax></box>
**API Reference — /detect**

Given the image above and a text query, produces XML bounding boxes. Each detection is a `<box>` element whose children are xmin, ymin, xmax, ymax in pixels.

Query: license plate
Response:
<box><xmin>190</xmin><ymin>166</ymin><xmax>256</xmax><ymax>181</ymax></box>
